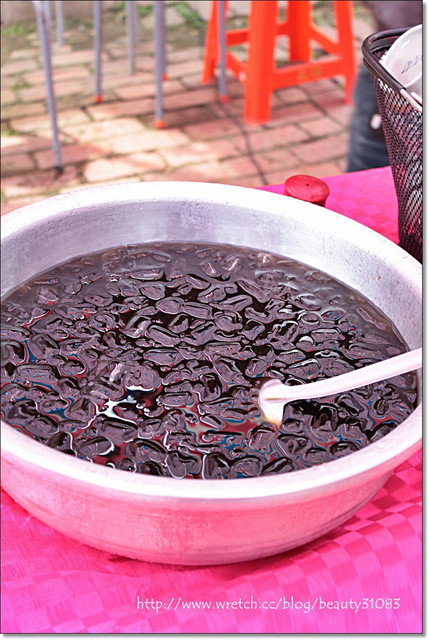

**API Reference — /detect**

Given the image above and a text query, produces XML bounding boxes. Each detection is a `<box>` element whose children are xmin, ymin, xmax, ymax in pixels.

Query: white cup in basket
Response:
<box><xmin>381</xmin><ymin>24</ymin><xmax>422</xmax><ymax>101</ymax></box>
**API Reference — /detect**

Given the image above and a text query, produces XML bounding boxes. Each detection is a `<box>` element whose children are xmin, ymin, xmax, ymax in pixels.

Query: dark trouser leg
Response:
<box><xmin>346</xmin><ymin>64</ymin><xmax>389</xmax><ymax>172</ymax></box>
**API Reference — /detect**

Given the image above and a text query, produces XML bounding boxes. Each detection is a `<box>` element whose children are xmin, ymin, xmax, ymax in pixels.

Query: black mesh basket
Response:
<box><xmin>362</xmin><ymin>29</ymin><xmax>422</xmax><ymax>263</ymax></box>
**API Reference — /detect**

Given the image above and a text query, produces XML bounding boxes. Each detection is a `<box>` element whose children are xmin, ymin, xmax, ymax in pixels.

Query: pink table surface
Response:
<box><xmin>1</xmin><ymin>167</ymin><xmax>422</xmax><ymax>634</ymax></box>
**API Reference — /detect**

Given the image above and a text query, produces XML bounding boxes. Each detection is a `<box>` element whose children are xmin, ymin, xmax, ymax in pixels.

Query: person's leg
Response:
<box><xmin>346</xmin><ymin>64</ymin><xmax>390</xmax><ymax>172</ymax></box>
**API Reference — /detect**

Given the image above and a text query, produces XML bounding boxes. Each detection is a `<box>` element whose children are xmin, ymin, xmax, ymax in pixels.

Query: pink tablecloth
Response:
<box><xmin>1</xmin><ymin>167</ymin><xmax>422</xmax><ymax>634</ymax></box>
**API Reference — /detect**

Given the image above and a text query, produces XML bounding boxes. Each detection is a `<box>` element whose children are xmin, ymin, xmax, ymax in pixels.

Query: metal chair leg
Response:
<box><xmin>217</xmin><ymin>0</ymin><xmax>228</xmax><ymax>101</ymax></box>
<box><xmin>125</xmin><ymin>0</ymin><xmax>136</xmax><ymax>75</ymax></box>
<box><xmin>55</xmin><ymin>0</ymin><xmax>63</xmax><ymax>46</ymax></box>
<box><xmin>154</xmin><ymin>0</ymin><xmax>165</xmax><ymax>128</ymax></box>
<box><xmin>33</xmin><ymin>0</ymin><xmax>63</xmax><ymax>173</ymax></box>
<box><xmin>159</xmin><ymin>0</ymin><xmax>166</xmax><ymax>79</ymax></box>
<box><xmin>133</xmin><ymin>0</ymin><xmax>140</xmax><ymax>46</ymax></box>
<box><xmin>93</xmin><ymin>0</ymin><xmax>102</xmax><ymax>102</ymax></box>
<box><xmin>43</xmin><ymin>0</ymin><xmax>51</xmax><ymax>30</ymax></box>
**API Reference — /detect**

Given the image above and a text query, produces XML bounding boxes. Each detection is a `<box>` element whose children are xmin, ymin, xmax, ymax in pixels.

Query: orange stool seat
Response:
<box><xmin>202</xmin><ymin>0</ymin><xmax>356</xmax><ymax>124</ymax></box>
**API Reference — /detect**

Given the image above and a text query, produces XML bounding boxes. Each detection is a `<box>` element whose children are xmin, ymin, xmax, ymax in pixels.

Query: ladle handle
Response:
<box><xmin>260</xmin><ymin>347</ymin><xmax>422</xmax><ymax>420</ymax></box>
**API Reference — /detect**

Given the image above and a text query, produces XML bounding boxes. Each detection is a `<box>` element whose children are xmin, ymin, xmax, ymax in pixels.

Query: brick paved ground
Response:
<box><xmin>1</xmin><ymin>1</ymin><xmax>376</xmax><ymax>216</ymax></box>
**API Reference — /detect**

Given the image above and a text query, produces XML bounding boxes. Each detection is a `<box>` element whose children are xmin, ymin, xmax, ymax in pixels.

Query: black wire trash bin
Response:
<box><xmin>362</xmin><ymin>28</ymin><xmax>422</xmax><ymax>263</ymax></box>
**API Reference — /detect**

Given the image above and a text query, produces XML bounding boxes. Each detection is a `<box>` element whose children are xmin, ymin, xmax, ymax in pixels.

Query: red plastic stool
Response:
<box><xmin>202</xmin><ymin>0</ymin><xmax>356</xmax><ymax>124</ymax></box>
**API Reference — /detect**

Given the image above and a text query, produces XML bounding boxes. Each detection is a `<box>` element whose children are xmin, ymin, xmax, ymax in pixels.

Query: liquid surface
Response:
<box><xmin>1</xmin><ymin>242</ymin><xmax>417</xmax><ymax>479</ymax></box>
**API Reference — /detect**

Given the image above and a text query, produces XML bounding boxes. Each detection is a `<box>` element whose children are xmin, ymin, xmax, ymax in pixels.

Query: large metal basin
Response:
<box><xmin>1</xmin><ymin>182</ymin><xmax>422</xmax><ymax>565</ymax></box>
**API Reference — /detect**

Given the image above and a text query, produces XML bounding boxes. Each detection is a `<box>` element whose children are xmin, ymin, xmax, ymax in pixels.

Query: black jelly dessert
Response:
<box><xmin>1</xmin><ymin>242</ymin><xmax>417</xmax><ymax>479</ymax></box>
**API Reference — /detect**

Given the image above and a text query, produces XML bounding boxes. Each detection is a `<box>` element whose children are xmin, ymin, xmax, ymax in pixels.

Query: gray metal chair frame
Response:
<box><xmin>33</xmin><ymin>0</ymin><xmax>63</xmax><ymax>172</ymax></box>
<box><xmin>32</xmin><ymin>0</ymin><xmax>167</xmax><ymax>173</ymax></box>
<box><xmin>217</xmin><ymin>0</ymin><xmax>227</xmax><ymax>100</ymax></box>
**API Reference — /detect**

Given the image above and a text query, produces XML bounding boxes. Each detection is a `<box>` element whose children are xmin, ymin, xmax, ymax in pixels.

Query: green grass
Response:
<box><xmin>11</xmin><ymin>78</ymin><xmax>31</xmax><ymax>91</ymax></box>
<box><xmin>1</xmin><ymin>21</ymin><xmax>35</xmax><ymax>37</ymax></box>
<box><xmin>171</xmin><ymin>1</ymin><xmax>205</xmax><ymax>31</ymax></box>
<box><xmin>1</xmin><ymin>125</ymin><xmax>20</xmax><ymax>137</ymax></box>
<box><xmin>115</xmin><ymin>1</ymin><xmax>205</xmax><ymax>30</ymax></box>
<box><xmin>138</xmin><ymin>5</ymin><xmax>153</xmax><ymax>18</ymax></box>
<box><xmin>115</xmin><ymin>1</ymin><xmax>153</xmax><ymax>21</ymax></box>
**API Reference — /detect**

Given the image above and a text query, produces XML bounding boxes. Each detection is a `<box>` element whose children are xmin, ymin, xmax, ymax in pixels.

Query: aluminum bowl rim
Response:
<box><xmin>1</xmin><ymin>181</ymin><xmax>422</xmax><ymax>502</ymax></box>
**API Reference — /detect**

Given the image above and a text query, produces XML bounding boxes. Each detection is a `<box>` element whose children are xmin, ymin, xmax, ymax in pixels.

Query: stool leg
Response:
<box><xmin>244</xmin><ymin>0</ymin><xmax>278</xmax><ymax>124</ymax></box>
<box><xmin>334</xmin><ymin>0</ymin><xmax>356</xmax><ymax>103</ymax></box>
<box><xmin>93</xmin><ymin>0</ymin><xmax>102</xmax><ymax>103</ymax></box>
<box><xmin>154</xmin><ymin>0</ymin><xmax>165</xmax><ymax>128</ymax></box>
<box><xmin>217</xmin><ymin>0</ymin><xmax>228</xmax><ymax>101</ymax></box>
<box><xmin>288</xmin><ymin>0</ymin><xmax>311</xmax><ymax>62</ymax></box>
<box><xmin>33</xmin><ymin>0</ymin><xmax>63</xmax><ymax>172</ymax></box>
<box><xmin>55</xmin><ymin>0</ymin><xmax>63</xmax><ymax>46</ymax></box>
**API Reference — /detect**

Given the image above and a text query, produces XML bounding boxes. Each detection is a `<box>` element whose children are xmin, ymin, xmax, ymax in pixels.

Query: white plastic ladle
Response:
<box><xmin>259</xmin><ymin>347</ymin><xmax>422</xmax><ymax>424</ymax></box>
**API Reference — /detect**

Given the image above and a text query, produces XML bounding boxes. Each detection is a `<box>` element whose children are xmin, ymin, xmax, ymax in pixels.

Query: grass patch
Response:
<box><xmin>171</xmin><ymin>1</ymin><xmax>205</xmax><ymax>31</ymax></box>
<box><xmin>138</xmin><ymin>5</ymin><xmax>153</xmax><ymax>18</ymax></box>
<box><xmin>11</xmin><ymin>78</ymin><xmax>31</xmax><ymax>91</ymax></box>
<box><xmin>114</xmin><ymin>1</ymin><xmax>153</xmax><ymax>21</ymax></box>
<box><xmin>1</xmin><ymin>126</ymin><xmax>20</xmax><ymax>137</ymax></box>
<box><xmin>1</xmin><ymin>21</ymin><xmax>35</xmax><ymax>37</ymax></box>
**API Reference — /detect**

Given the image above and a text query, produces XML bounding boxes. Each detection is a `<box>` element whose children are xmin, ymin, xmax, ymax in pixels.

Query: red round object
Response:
<box><xmin>284</xmin><ymin>174</ymin><xmax>330</xmax><ymax>207</ymax></box>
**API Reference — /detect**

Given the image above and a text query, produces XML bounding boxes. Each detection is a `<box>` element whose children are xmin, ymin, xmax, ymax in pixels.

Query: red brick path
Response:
<box><xmin>1</xmin><ymin>3</ymin><xmax>375</xmax><ymax>215</ymax></box>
